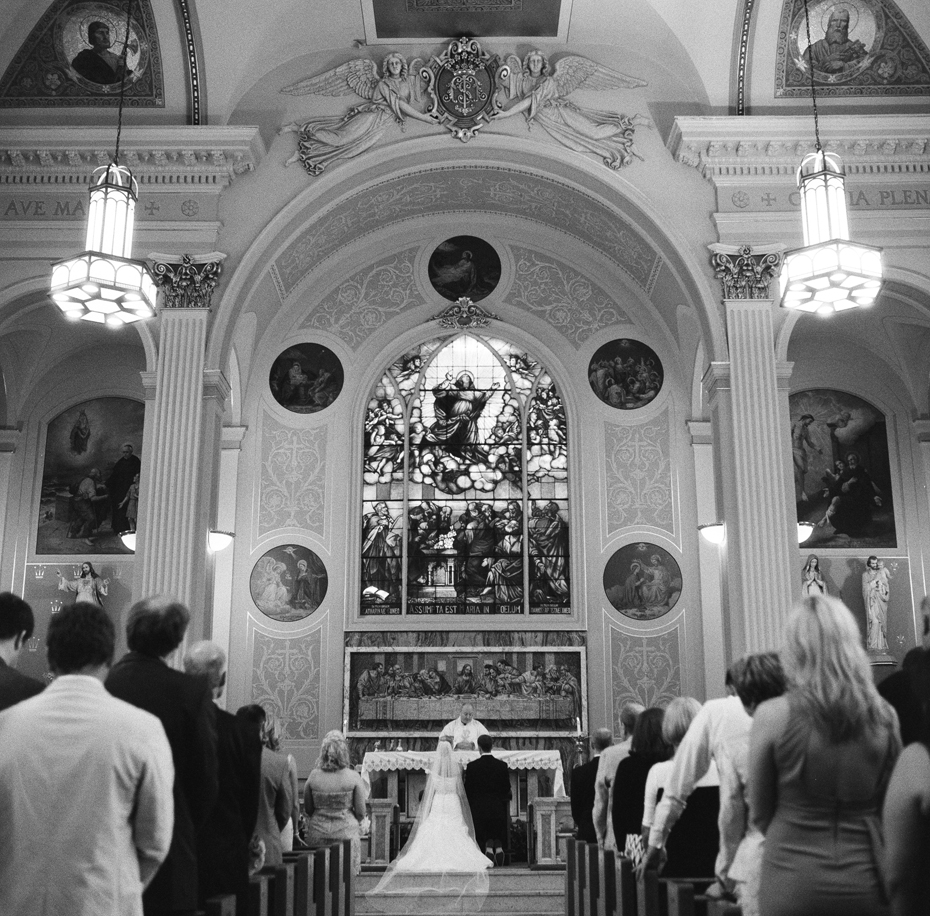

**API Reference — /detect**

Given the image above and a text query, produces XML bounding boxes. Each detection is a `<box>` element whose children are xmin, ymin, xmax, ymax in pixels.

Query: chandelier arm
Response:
<box><xmin>801</xmin><ymin>0</ymin><xmax>822</xmax><ymax>152</ymax></box>
<box><xmin>113</xmin><ymin>0</ymin><xmax>136</xmax><ymax>166</ymax></box>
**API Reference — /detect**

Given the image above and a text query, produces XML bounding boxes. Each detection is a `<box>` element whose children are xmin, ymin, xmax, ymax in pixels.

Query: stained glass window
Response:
<box><xmin>361</xmin><ymin>334</ymin><xmax>570</xmax><ymax>616</ymax></box>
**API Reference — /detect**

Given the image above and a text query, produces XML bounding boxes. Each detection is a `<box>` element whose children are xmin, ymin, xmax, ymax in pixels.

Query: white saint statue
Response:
<box><xmin>862</xmin><ymin>556</ymin><xmax>890</xmax><ymax>653</ymax></box>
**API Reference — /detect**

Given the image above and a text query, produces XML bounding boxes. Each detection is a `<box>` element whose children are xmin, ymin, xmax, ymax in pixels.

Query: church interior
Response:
<box><xmin>1</xmin><ymin>0</ymin><xmax>930</xmax><ymax>838</ymax></box>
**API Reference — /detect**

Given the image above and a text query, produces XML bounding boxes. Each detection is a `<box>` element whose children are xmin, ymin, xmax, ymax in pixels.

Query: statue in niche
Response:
<box><xmin>862</xmin><ymin>555</ymin><xmax>891</xmax><ymax>653</ymax></box>
<box><xmin>494</xmin><ymin>50</ymin><xmax>651</xmax><ymax>170</ymax></box>
<box><xmin>280</xmin><ymin>53</ymin><xmax>432</xmax><ymax>175</ymax></box>
<box><xmin>801</xmin><ymin>554</ymin><xmax>827</xmax><ymax>596</ymax></box>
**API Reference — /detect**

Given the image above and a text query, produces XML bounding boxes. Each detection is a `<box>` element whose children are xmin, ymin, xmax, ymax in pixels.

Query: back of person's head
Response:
<box><xmin>592</xmin><ymin>727</ymin><xmax>613</xmax><ymax>754</ymax></box>
<box><xmin>477</xmin><ymin>733</ymin><xmax>493</xmax><ymax>753</ymax></box>
<box><xmin>618</xmin><ymin>701</ymin><xmax>644</xmax><ymax>736</ymax></box>
<box><xmin>921</xmin><ymin>596</ymin><xmax>930</xmax><ymax>650</ymax></box>
<box><xmin>725</xmin><ymin>657</ymin><xmax>746</xmax><ymax>696</ymax></box>
<box><xmin>47</xmin><ymin>602</ymin><xmax>114</xmax><ymax>674</ymax></box>
<box><xmin>784</xmin><ymin>594</ymin><xmax>890</xmax><ymax>742</ymax></box>
<box><xmin>661</xmin><ymin>697</ymin><xmax>702</xmax><ymax>747</ymax></box>
<box><xmin>733</xmin><ymin>652</ymin><xmax>787</xmax><ymax>711</ymax></box>
<box><xmin>317</xmin><ymin>729</ymin><xmax>350</xmax><ymax>771</ymax></box>
<box><xmin>126</xmin><ymin>596</ymin><xmax>190</xmax><ymax>658</ymax></box>
<box><xmin>902</xmin><ymin>647</ymin><xmax>925</xmax><ymax>672</ymax></box>
<box><xmin>630</xmin><ymin>707</ymin><xmax>672</xmax><ymax>764</ymax></box>
<box><xmin>183</xmin><ymin>640</ymin><xmax>226</xmax><ymax>693</ymax></box>
<box><xmin>0</xmin><ymin>592</ymin><xmax>34</xmax><ymax>642</ymax></box>
<box><xmin>235</xmin><ymin>703</ymin><xmax>267</xmax><ymax>741</ymax></box>
<box><xmin>911</xmin><ymin>650</ymin><xmax>930</xmax><ymax>750</ymax></box>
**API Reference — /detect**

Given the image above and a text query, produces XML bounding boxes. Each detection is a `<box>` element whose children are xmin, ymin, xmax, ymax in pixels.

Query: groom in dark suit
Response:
<box><xmin>464</xmin><ymin>734</ymin><xmax>512</xmax><ymax>864</ymax></box>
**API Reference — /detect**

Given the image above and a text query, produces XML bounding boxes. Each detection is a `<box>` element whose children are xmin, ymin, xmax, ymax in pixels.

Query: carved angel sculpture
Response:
<box><xmin>496</xmin><ymin>50</ymin><xmax>651</xmax><ymax>170</ymax></box>
<box><xmin>280</xmin><ymin>53</ymin><xmax>433</xmax><ymax>175</ymax></box>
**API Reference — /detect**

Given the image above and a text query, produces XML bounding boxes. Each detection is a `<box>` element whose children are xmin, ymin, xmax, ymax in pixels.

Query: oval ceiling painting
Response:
<box><xmin>250</xmin><ymin>545</ymin><xmax>328</xmax><ymax>622</ymax></box>
<box><xmin>603</xmin><ymin>542</ymin><xmax>682</xmax><ymax>621</ymax></box>
<box><xmin>428</xmin><ymin>235</ymin><xmax>501</xmax><ymax>303</ymax></box>
<box><xmin>588</xmin><ymin>338</ymin><xmax>663</xmax><ymax>409</ymax></box>
<box><xmin>269</xmin><ymin>343</ymin><xmax>344</xmax><ymax>414</ymax></box>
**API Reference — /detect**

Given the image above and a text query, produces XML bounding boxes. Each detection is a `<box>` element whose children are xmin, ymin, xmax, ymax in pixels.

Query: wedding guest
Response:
<box><xmin>641</xmin><ymin>653</ymin><xmax>786</xmax><ymax>916</ymax></box>
<box><xmin>0</xmin><ymin>602</ymin><xmax>174</xmax><ymax>916</ymax></box>
<box><xmin>611</xmin><ymin>707</ymin><xmax>672</xmax><ymax>862</ymax></box>
<box><xmin>304</xmin><ymin>730</ymin><xmax>367</xmax><ymax>874</ymax></box>
<box><xmin>183</xmin><ymin>642</ymin><xmax>261</xmax><ymax>912</ymax></box>
<box><xmin>0</xmin><ymin>592</ymin><xmax>42</xmax><ymax>711</ymax></box>
<box><xmin>571</xmin><ymin>727</ymin><xmax>612</xmax><ymax>843</ymax></box>
<box><xmin>107</xmin><ymin>596</ymin><xmax>219</xmax><ymax>916</ymax></box>
<box><xmin>593</xmin><ymin>701</ymin><xmax>644</xmax><ymax>850</ymax></box>
<box><xmin>236</xmin><ymin>705</ymin><xmax>294</xmax><ymax>868</ymax></box>
<box><xmin>749</xmin><ymin>594</ymin><xmax>900</xmax><ymax>916</ymax></box>
<box><xmin>882</xmin><ymin>650</ymin><xmax>930</xmax><ymax>915</ymax></box>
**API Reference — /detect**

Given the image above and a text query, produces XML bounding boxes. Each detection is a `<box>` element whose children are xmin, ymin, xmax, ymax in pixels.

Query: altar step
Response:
<box><xmin>356</xmin><ymin>867</ymin><xmax>563</xmax><ymax>915</ymax></box>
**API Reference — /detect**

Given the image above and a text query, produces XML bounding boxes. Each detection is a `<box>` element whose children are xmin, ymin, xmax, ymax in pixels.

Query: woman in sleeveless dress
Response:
<box><xmin>370</xmin><ymin>740</ymin><xmax>490</xmax><ymax>913</ymax></box>
<box><xmin>304</xmin><ymin>730</ymin><xmax>367</xmax><ymax>874</ymax></box>
<box><xmin>749</xmin><ymin>594</ymin><xmax>901</xmax><ymax>916</ymax></box>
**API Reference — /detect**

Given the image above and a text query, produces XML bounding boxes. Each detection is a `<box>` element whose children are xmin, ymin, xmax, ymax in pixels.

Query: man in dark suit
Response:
<box><xmin>106</xmin><ymin>597</ymin><xmax>218</xmax><ymax>916</ymax></box>
<box><xmin>571</xmin><ymin>728</ymin><xmax>613</xmax><ymax>843</ymax></box>
<box><xmin>464</xmin><ymin>733</ymin><xmax>512</xmax><ymax>864</ymax></box>
<box><xmin>183</xmin><ymin>640</ymin><xmax>261</xmax><ymax>913</ymax></box>
<box><xmin>0</xmin><ymin>592</ymin><xmax>43</xmax><ymax>712</ymax></box>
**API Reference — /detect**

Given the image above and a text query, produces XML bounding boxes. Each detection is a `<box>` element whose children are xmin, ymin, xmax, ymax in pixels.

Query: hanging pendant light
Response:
<box><xmin>48</xmin><ymin>0</ymin><xmax>156</xmax><ymax>327</ymax></box>
<box><xmin>779</xmin><ymin>0</ymin><xmax>883</xmax><ymax>316</ymax></box>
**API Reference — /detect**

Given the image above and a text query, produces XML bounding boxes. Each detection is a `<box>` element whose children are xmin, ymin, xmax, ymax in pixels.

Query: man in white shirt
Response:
<box><xmin>639</xmin><ymin>653</ymin><xmax>786</xmax><ymax>916</ymax></box>
<box><xmin>0</xmin><ymin>601</ymin><xmax>174</xmax><ymax>916</ymax></box>
<box><xmin>593</xmin><ymin>701</ymin><xmax>644</xmax><ymax>850</ymax></box>
<box><xmin>440</xmin><ymin>702</ymin><xmax>489</xmax><ymax>750</ymax></box>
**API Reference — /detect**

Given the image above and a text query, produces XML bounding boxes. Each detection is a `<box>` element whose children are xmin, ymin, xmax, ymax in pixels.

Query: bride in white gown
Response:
<box><xmin>369</xmin><ymin>740</ymin><xmax>491</xmax><ymax>912</ymax></box>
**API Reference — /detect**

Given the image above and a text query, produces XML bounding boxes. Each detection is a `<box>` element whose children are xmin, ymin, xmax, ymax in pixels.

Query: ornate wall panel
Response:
<box><xmin>508</xmin><ymin>248</ymin><xmax>631</xmax><ymax>346</ymax></box>
<box><xmin>608</xmin><ymin>624</ymin><xmax>681</xmax><ymax>716</ymax></box>
<box><xmin>604</xmin><ymin>408</ymin><xmax>673</xmax><ymax>536</ymax></box>
<box><xmin>250</xmin><ymin>629</ymin><xmax>322</xmax><ymax>741</ymax></box>
<box><xmin>300</xmin><ymin>249</ymin><xmax>421</xmax><ymax>348</ymax></box>
<box><xmin>258</xmin><ymin>412</ymin><xmax>326</xmax><ymax>538</ymax></box>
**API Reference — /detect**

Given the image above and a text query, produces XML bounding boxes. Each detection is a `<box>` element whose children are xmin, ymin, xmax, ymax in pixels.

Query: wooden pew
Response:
<box><xmin>615</xmin><ymin>856</ymin><xmax>637</xmax><ymax>916</ymax></box>
<box><xmin>636</xmin><ymin>867</ymin><xmax>663</xmax><ymax>916</ymax></box>
<box><xmin>591</xmin><ymin>846</ymin><xmax>617</xmax><ymax>916</ymax></box>
<box><xmin>262</xmin><ymin>861</ymin><xmax>296</xmax><ymax>916</ymax></box>
<box><xmin>248</xmin><ymin>873</ymin><xmax>270</xmax><ymax>916</ymax></box>
<box><xmin>288</xmin><ymin>852</ymin><xmax>314</xmax><ymax>916</ymax></box>
<box><xmin>203</xmin><ymin>896</ymin><xmax>237</xmax><ymax>916</ymax></box>
<box><xmin>339</xmin><ymin>839</ymin><xmax>355</xmax><ymax>916</ymax></box>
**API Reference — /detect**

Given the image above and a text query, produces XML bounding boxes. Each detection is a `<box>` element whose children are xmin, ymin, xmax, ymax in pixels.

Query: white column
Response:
<box><xmin>705</xmin><ymin>245</ymin><xmax>796</xmax><ymax>656</ymax></box>
<box><xmin>134</xmin><ymin>253</ymin><xmax>226</xmax><ymax>640</ymax></box>
<box><xmin>0</xmin><ymin>429</ymin><xmax>21</xmax><ymax>588</ymax></box>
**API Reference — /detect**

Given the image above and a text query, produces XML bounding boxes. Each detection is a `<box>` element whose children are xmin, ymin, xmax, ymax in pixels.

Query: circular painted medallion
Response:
<box><xmin>588</xmin><ymin>339</ymin><xmax>663</xmax><ymax>409</ymax></box>
<box><xmin>250</xmin><ymin>545</ymin><xmax>328</xmax><ymax>622</ymax></box>
<box><xmin>603</xmin><ymin>543</ymin><xmax>681</xmax><ymax>621</ymax></box>
<box><xmin>428</xmin><ymin>236</ymin><xmax>501</xmax><ymax>303</ymax></box>
<box><xmin>269</xmin><ymin>343</ymin><xmax>343</xmax><ymax>414</ymax></box>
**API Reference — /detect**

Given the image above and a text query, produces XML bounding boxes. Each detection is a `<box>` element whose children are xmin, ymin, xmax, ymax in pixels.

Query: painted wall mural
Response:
<box><xmin>269</xmin><ymin>343</ymin><xmax>343</xmax><ymax>413</ymax></box>
<box><xmin>250</xmin><ymin>545</ymin><xmax>328</xmax><ymax>622</ymax></box>
<box><xmin>776</xmin><ymin>0</ymin><xmax>930</xmax><ymax>97</ymax></box>
<box><xmin>603</xmin><ymin>542</ymin><xmax>682</xmax><ymax>621</ymax></box>
<box><xmin>588</xmin><ymin>338</ymin><xmax>663</xmax><ymax>409</ymax></box>
<box><xmin>251</xmin><ymin>630</ymin><xmax>322</xmax><ymax>742</ymax></box>
<box><xmin>258</xmin><ymin>413</ymin><xmax>326</xmax><ymax>538</ymax></box>
<box><xmin>609</xmin><ymin>628</ymin><xmax>681</xmax><ymax>720</ymax></box>
<box><xmin>790</xmin><ymin>389</ymin><xmax>896</xmax><ymax>549</ymax></box>
<box><xmin>0</xmin><ymin>0</ymin><xmax>164</xmax><ymax>107</ymax></box>
<box><xmin>346</xmin><ymin>646</ymin><xmax>584</xmax><ymax>736</ymax></box>
<box><xmin>36</xmin><ymin>396</ymin><xmax>144</xmax><ymax>555</ymax></box>
<box><xmin>428</xmin><ymin>236</ymin><xmax>501</xmax><ymax>303</ymax></box>
<box><xmin>361</xmin><ymin>334</ymin><xmax>569</xmax><ymax>616</ymax></box>
<box><xmin>604</xmin><ymin>410</ymin><xmax>674</xmax><ymax>536</ymax></box>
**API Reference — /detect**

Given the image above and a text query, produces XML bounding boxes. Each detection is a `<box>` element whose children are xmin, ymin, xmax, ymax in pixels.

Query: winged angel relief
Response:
<box><xmin>280</xmin><ymin>44</ymin><xmax>649</xmax><ymax>176</ymax></box>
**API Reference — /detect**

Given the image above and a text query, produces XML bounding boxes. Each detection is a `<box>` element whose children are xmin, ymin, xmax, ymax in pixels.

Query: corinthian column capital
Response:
<box><xmin>149</xmin><ymin>251</ymin><xmax>226</xmax><ymax>310</ymax></box>
<box><xmin>709</xmin><ymin>243</ymin><xmax>783</xmax><ymax>301</ymax></box>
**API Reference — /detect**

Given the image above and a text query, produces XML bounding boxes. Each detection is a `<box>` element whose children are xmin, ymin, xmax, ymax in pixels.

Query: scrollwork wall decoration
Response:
<box><xmin>610</xmin><ymin>629</ymin><xmax>681</xmax><ymax>715</ymax></box>
<box><xmin>251</xmin><ymin>631</ymin><xmax>321</xmax><ymax>741</ymax></box>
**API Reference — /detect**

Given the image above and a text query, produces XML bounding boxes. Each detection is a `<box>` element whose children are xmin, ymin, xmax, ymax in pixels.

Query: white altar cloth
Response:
<box><xmin>360</xmin><ymin>749</ymin><xmax>566</xmax><ymax>796</ymax></box>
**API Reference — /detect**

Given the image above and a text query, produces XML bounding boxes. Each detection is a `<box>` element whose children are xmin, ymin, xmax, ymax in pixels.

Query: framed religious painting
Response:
<box><xmin>789</xmin><ymin>389</ymin><xmax>896</xmax><ymax>549</ymax></box>
<box><xmin>427</xmin><ymin>236</ymin><xmax>501</xmax><ymax>303</ymax></box>
<box><xmin>588</xmin><ymin>338</ymin><xmax>663</xmax><ymax>409</ymax></box>
<box><xmin>345</xmin><ymin>646</ymin><xmax>585</xmax><ymax>738</ymax></box>
<box><xmin>250</xmin><ymin>544</ymin><xmax>328</xmax><ymax>622</ymax></box>
<box><xmin>603</xmin><ymin>542</ymin><xmax>682</xmax><ymax>621</ymax></box>
<box><xmin>269</xmin><ymin>343</ymin><xmax>344</xmax><ymax>414</ymax></box>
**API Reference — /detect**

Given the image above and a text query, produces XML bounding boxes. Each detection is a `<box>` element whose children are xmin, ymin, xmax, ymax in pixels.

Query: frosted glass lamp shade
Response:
<box><xmin>797</xmin><ymin>521</ymin><xmax>815</xmax><ymax>544</ymax></box>
<box><xmin>698</xmin><ymin>522</ymin><xmax>726</xmax><ymax>545</ymax></box>
<box><xmin>207</xmin><ymin>530</ymin><xmax>234</xmax><ymax>552</ymax></box>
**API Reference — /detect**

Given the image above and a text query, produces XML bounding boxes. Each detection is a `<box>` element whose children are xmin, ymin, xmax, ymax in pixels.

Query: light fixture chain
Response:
<box><xmin>801</xmin><ymin>0</ymin><xmax>822</xmax><ymax>152</ymax></box>
<box><xmin>113</xmin><ymin>0</ymin><xmax>136</xmax><ymax>166</ymax></box>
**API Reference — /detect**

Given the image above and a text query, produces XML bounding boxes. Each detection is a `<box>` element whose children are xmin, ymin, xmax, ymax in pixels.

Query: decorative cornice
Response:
<box><xmin>150</xmin><ymin>252</ymin><xmax>225</xmax><ymax>310</ymax></box>
<box><xmin>709</xmin><ymin>243</ymin><xmax>783</xmax><ymax>300</ymax></box>
<box><xmin>0</xmin><ymin>127</ymin><xmax>264</xmax><ymax>186</ymax></box>
<box><xmin>434</xmin><ymin>297</ymin><xmax>499</xmax><ymax>329</ymax></box>
<box><xmin>670</xmin><ymin>115</ymin><xmax>930</xmax><ymax>181</ymax></box>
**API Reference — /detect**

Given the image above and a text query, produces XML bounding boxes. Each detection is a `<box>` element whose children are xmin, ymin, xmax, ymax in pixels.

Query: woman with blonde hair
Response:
<box><xmin>641</xmin><ymin>697</ymin><xmax>720</xmax><ymax>878</ymax></box>
<box><xmin>749</xmin><ymin>594</ymin><xmax>900</xmax><ymax>916</ymax></box>
<box><xmin>304</xmin><ymin>730</ymin><xmax>367</xmax><ymax>874</ymax></box>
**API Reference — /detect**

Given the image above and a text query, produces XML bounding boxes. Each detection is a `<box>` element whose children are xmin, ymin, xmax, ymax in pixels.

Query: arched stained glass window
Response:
<box><xmin>361</xmin><ymin>334</ymin><xmax>570</xmax><ymax>616</ymax></box>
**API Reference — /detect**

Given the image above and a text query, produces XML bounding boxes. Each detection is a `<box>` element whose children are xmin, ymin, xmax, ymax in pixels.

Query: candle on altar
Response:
<box><xmin>343</xmin><ymin>715</ymin><xmax>348</xmax><ymax>735</ymax></box>
<box><xmin>576</xmin><ymin>717</ymin><xmax>581</xmax><ymax>735</ymax></box>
